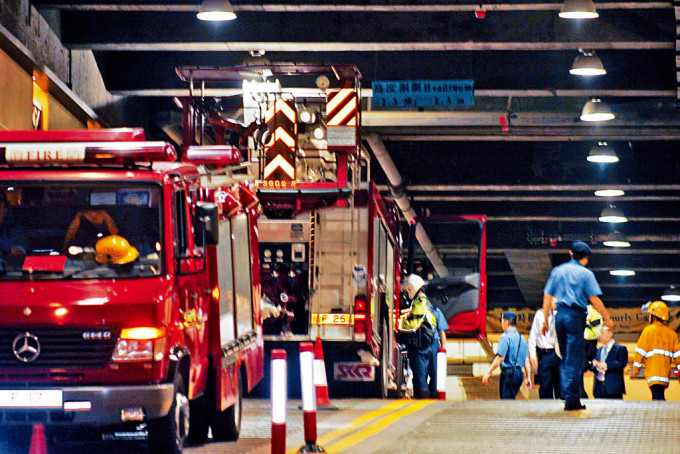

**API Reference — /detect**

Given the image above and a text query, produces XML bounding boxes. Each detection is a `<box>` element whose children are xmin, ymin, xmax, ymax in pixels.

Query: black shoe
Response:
<box><xmin>564</xmin><ymin>403</ymin><xmax>586</xmax><ymax>411</ymax></box>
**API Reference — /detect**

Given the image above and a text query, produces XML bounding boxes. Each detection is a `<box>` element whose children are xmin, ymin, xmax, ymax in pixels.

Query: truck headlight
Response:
<box><xmin>112</xmin><ymin>340</ymin><xmax>154</xmax><ymax>362</ymax></box>
<box><xmin>112</xmin><ymin>327</ymin><xmax>166</xmax><ymax>362</ymax></box>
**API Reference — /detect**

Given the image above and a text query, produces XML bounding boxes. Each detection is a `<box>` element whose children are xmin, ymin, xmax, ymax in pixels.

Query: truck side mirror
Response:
<box><xmin>197</xmin><ymin>202</ymin><xmax>219</xmax><ymax>246</ymax></box>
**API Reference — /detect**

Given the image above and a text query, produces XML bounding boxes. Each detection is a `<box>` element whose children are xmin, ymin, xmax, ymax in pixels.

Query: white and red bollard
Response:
<box><xmin>437</xmin><ymin>347</ymin><xmax>447</xmax><ymax>400</ymax></box>
<box><xmin>271</xmin><ymin>349</ymin><xmax>287</xmax><ymax>454</ymax></box>
<box><xmin>298</xmin><ymin>342</ymin><xmax>325</xmax><ymax>453</ymax></box>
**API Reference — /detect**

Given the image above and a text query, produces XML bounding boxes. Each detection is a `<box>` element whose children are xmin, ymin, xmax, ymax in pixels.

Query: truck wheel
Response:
<box><xmin>147</xmin><ymin>375</ymin><xmax>189</xmax><ymax>454</ymax></box>
<box><xmin>210</xmin><ymin>372</ymin><xmax>242</xmax><ymax>441</ymax></box>
<box><xmin>187</xmin><ymin>391</ymin><xmax>211</xmax><ymax>445</ymax></box>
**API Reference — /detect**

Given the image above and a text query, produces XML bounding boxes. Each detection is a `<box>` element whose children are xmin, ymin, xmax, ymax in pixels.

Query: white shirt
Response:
<box><xmin>596</xmin><ymin>339</ymin><xmax>615</xmax><ymax>382</ymax></box>
<box><xmin>528</xmin><ymin>308</ymin><xmax>556</xmax><ymax>360</ymax></box>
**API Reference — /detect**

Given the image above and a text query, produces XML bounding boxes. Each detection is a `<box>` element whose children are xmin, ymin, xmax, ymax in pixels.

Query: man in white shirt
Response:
<box><xmin>528</xmin><ymin>300</ymin><xmax>560</xmax><ymax>399</ymax></box>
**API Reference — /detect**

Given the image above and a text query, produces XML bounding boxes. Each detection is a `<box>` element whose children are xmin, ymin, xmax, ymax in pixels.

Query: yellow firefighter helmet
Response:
<box><xmin>648</xmin><ymin>300</ymin><xmax>669</xmax><ymax>321</ymax></box>
<box><xmin>95</xmin><ymin>235</ymin><xmax>138</xmax><ymax>265</ymax></box>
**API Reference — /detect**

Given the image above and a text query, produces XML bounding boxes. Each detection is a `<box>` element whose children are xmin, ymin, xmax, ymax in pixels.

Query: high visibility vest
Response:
<box><xmin>399</xmin><ymin>295</ymin><xmax>437</xmax><ymax>333</ymax></box>
<box><xmin>633</xmin><ymin>321</ymin><xmax>680</xmax><ymax>387</ymax></box>
<box><xmin>584</xmin><ymin>304</ymin><xmax>603</xmax><ymax>340</ymax></box>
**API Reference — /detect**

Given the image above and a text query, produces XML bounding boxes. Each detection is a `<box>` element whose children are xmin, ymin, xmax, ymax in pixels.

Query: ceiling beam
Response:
<box><xmin>73</xmin><ymin>41</ymin><xmax>673</xmax><ymax>52</ymax></box>
<box><xmin>36</xmin><ymin>2</ymin><xmax>672</xmax><ymax>12</ymax></box>
<box><xmin>393</xmin><ymin>184</ymin><xmax>680</xmax><ymax>191</ymax></box>
<box><xmin>112</xmin><ymin>88</ymin><xmax>677</xmax><ymax>98</ymax></box>
<box><xmin>413</xmin><ymin>195</ymin><xmax>680</xmax><ymax>202</ymax></box>
<box><xmin>486</xmin><ymin>216</ymin><xmax>680</xmax><ymax>222</ymax></box>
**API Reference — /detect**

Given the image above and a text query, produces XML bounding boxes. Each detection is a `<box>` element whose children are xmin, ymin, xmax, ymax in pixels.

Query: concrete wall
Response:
<box><xmin>0</xmin><ymin>48</ymin><xmax>32</xmax><ymax>130</ymax></box>
<box><xmin>0</xmin><ymin>0</ymin><xmax>123</xmax><ymax>126</ymax></box>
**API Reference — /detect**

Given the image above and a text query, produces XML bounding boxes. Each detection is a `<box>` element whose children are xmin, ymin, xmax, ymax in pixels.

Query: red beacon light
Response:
<box><xmin>185</xmin><ymin>145</ymin><xmax>242</xmax><ymax>167</ymax></box>
<box><xmin>0</xmin><ymin>141</ymin><xmax>176</xmax><ymax>165</ymax></box>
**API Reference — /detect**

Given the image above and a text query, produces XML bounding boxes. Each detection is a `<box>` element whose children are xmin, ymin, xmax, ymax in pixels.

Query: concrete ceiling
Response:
<box><xmin>31</xmin><ymin>0</ymin><xmax>680</xmax><ymax>308</ymax></box>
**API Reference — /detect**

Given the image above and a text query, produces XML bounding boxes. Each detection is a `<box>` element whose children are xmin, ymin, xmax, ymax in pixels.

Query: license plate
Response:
<box><xmin>0</xmin><ymin>390</ymin><xmax>63</xmax><ymax>408</ymax></box>
<box><xmin>312</xmin><ymin>313</ymin><xmax>352</xmax><ymax>325</ymax></box>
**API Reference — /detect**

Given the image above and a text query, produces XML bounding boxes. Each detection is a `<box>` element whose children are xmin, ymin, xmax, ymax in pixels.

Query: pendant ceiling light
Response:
<box><xmin>581</xmin><ymin>99</ymin><xmax>615</xmax><ymax>122</ymax></box>
<box><xmin>587</xmin><ymin>142</ymin><xmax>619</xmax><ymax>163</ymax></box>
<box><xmin>599</xmin><ymin>205</ymin><xmax>627</xmax><ymax>223</ymax></box>
<box><xmin>197</xmin><ymin>0</ymin><xmax>237</xmax><ymax>21</ymax></box>
<box><xmin>559</xmin><ymin>0</ymin><xmax>598</xmax><ymax>19</ymax></box>
<box><xmin>594</xmin><ymin>189</ymin><xmax>624</xmax><ymax>197</ymax></box>
<box><xmin>603</xmin><ymin>231</ymin><xmax>630</xmax><ymax>248</ymax></box>
<box><xmin>661</xmin><ymin>286</ymin><xmax>680</xmax><ymax>303</ymax></box>
<box><xmin>570</xmin><ymin>50</ymin><xmax>606</xmax><ymax>76</ymax></box>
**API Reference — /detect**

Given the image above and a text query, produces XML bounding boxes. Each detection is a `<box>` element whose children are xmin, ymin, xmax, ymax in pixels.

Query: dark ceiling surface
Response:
<box><xmin>32</xmin><ymin>0</ymin><xmax>680</xmax><ymax>309</ymax></box>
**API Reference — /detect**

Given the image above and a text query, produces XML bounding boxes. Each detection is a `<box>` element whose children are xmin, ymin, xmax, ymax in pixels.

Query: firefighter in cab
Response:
<box><xmin>398</xmin><ymin>274</ymin><xmax>438</xmax><ymax>399</ymax></box>
<box><xmin>632</xmin><ymin>301</ymin><xmax>680</xmax><ymax>401</ymax></box>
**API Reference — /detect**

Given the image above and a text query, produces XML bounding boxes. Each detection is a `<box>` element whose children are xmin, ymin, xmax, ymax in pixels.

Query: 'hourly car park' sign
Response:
<box><xmin>372</xmin><ymin>80</ymin><xmax>474</xmax><ymax>108</ymax></box>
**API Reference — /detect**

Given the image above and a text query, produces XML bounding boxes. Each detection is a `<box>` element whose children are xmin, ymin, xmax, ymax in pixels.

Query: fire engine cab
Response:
<box><xmin>176</xmin><ymin>64</ymin><xmax>407</xmax><ymax>397</ymax></box>
<box><xmin>0</xmin><ymin>129</ymin><xmax>263</xmax><ymax>453</ymax></box>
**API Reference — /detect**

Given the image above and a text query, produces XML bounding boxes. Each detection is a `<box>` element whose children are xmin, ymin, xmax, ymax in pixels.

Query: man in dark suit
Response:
<box><xmin>592</xmin><ymin>325</ymin><xmax>628</xmax><ymax>399</ymax></box>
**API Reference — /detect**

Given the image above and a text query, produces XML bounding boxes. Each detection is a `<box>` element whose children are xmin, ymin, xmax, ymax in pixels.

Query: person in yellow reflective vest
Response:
<box><xmin>580</xmin><ymin>303</ymin><xmax>603</xmax><ymax>398</ymax></box>
<box><xmin>399</xmin><ymin>274</ymin><xmax>438</xmax><ymax>398</ymax></box>
<box><xmin>632</xmin><ymin>301</ymin><xmax>680</xmax><ymax>400</ymax></box>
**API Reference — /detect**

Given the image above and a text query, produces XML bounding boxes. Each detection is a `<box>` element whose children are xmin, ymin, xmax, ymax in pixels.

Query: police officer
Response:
<box><xmin>542</xmin><ymin>241</ymin><xmax>614</xmax><ymax>411</ymax></box>
<box><xmin>632</xmin><ymin>301</ymin><xmax>680</xmax><ymax>400</ymax></box>
<box><xmin>482</xmin><ymin>311</ymin><xmax>531</xmax><ymax>399</ymax></box>
<box><xmin>400</xmin><ymin>274</ymin><xmax>438</xmax><ymax>399</ymax></box>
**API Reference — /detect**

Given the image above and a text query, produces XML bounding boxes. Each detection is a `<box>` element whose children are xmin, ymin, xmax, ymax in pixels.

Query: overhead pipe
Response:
<box><xmin>364</xmin><ymin>133</ymin><xmax>449</xmax><ymax>278</ymax></box>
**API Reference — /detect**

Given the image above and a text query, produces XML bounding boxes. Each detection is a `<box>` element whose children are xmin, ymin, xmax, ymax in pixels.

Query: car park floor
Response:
<box><xmin>3</xmin><ymin>374</ymin><xmax>678</xmax><ymax>454</ymax></box>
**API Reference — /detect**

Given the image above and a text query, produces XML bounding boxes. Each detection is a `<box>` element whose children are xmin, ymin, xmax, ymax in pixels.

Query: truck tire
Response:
<box><xmin>210</xmin><ymin>372</ymin><xmax>242</xmax><ymax>441</ymax></box>
<box><xmin>147</xmin><ymin>375</ymin><xmax>189</xmax><ymax>454</ymax></box>
<box><xmin>187</xmin><ymin>391</ymin><xmax>211</xmax><ymax>445</ymax></box>
<box><xmin>376</xmin><ymin>321</ymin><xmax>390</xmax><ymax>398</ymax></box>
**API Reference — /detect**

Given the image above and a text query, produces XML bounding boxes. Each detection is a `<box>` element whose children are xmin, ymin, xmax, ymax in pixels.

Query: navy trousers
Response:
<box><xmin>555</xmin><ymin>305</ymin><xmax>586</xmax><ymax>408</ymax></box>
<box><xmin>650</xmin><ymin>384</ymin><xmax>666</xmax><ymax>401</ymax></box>
<box><xmin>536</xmin><ymin>348</ymin><xmax>560</xmax><ymax>399</ymax></box>
<box><xmin>428</xmin><ymin>340</ymin><xmax>439</xmax><ymax>398</ymax></box>
<box><xmin>407</xmin><ymin>345</ymin><xmax>434</xmax><ymax>398</ymax></box>
<box><xmin>499</xmin><ymin>367</ymin><xmax>523</xmax><ymax>399</ymax></box>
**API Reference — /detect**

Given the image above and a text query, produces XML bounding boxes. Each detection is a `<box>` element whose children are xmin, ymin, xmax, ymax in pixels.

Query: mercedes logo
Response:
<box><xmin>12</xmin><ymin>332</ymin><xmax>41</xmax><ymax>363</ymax></box>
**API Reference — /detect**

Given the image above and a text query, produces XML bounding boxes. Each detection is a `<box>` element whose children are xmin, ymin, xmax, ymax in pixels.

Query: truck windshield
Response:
<box><xmin>0</xmin><ymin>183</ymin><xmax>162</xmax><ymax>280</ymax></box>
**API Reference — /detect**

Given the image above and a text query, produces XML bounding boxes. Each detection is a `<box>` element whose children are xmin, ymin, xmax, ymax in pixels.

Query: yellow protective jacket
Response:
<box><xmin>584</xmin><ymin>304</ymin><xmax>603</xmax><ymax>341</ymax></box>
<box><xmin>399</xmin><ymin>295</ymin><xmax>437</xmax><ymax>333</ymax></box>
<box><xmin>633</xmin><ymin>321</ymin><xmax>680</xmax><ymax>387</ymax></box>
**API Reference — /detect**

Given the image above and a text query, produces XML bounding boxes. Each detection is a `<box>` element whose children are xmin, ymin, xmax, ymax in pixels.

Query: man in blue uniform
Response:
<box><xmin>482</xmin><ymin>311</ymin><xmax>531</xmax><ymax>399</ymax></box>
<box><xmin>541</xmin><ymin>241</ymin><xmax>614</xmax><ymax>411</ymax></box>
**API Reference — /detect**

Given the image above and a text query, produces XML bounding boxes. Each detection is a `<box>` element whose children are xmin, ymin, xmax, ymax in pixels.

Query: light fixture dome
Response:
<box><xmin>559</xmin><ymin>0</ymin><xmax>598</xmax><ymax>19</ymax></box>
<box><xmin>197</xmin><ymin>0</ymin><xmax>236</xmax><ymax>21</ymax></box>
<box><xmin>594</xmin><ymin>189</ymin><xmax>624</xmax><ymax>197</ymax></box>
<box><xmin>661</xmin><ymin>285</ymin><xmax>680</xmax><ymax>303</ymax></box>
<box><xmin>587</xmin><ymin>142</ymin><xmax>619</xmax><ymax>163</ymax></box>
<box><xmin>581</xmin><ymin>99</ymin><xmax>615</xmax><ymax>122</ymax></box>
<box><xmin>570</xmin><ymin>50</ymin><xmax>606</xmax><ymax>76</ymax></box>
<box><xmin>599</xmin><ymin>204</ymin><xmax>627</xmax><ymax>223</ymax></box>
<box><xmin>603</xmin><ymin>231</ymin><xmax>630</xmax><ymax>248</ymax></box>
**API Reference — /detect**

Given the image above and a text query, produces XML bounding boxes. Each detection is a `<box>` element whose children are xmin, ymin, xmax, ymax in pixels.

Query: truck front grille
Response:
<box><xmin>0</xmin><ymin>328</ymin><xmax>119</xmax><ymax>369</ymax></box>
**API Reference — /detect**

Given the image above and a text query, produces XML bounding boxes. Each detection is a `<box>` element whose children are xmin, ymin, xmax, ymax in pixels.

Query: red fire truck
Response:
<box><xmin>0</xmin><ymin>128</ymin><xmax>263</xmax><ymax>453</ymax></box>
<box><xmin>176</xmin><ymin>64</ymin><xmax>407</xmax><ymax>397</ymax></box>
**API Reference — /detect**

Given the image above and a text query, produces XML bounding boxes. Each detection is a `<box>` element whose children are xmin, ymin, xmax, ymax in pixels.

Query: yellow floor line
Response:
<box><xmin>322</xmin><ymin>399</ymin><xmax>434</xmax><ymax>453</ymax></box>
<box><xmin>285</xmin><ymin>399</ymin><xmax>412</xmax><ymax>454</ymax></box>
